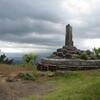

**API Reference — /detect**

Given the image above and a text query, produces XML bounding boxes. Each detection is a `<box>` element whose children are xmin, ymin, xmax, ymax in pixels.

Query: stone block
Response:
<box><xmin>56</xmin><ymin>52</ymin><xmax>65</xmax><ymax>57</ymax></box>
<box><xmin>57</xmin><ymin>48</ymin><xmax>62</xmax><ymax>52</ymax></box>
<box><xmin>65</xmin><ymin>53</ymin><xmax>72</xmax><ymax>59</ymax></box>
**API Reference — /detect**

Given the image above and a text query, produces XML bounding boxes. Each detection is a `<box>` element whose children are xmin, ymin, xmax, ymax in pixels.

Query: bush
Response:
<box><xmin>24</xmin><ymin>67</ymin><xmax>38</xmax><ymax>81</ymax></box>
<box><xmin>22</xmin><ymin>62</ymin><xmax>33</xmax><ymax>67</ymax></box>
<box><xmin>24</xmin><ymin>72</ymin><xmax>38</xmax><ymax>81</ymax></box>
<box><xmin>80</xmin><ymin>52</ymin><xmax>88</xmax><ymax>60</ymax></box>
<box><xmin>93</xmin><ymin>47</ymin><xmax>100</xmax><ymax>59</ymax></box>
<box><xmin>22</xmin><ymin>54</ymin><xmax>38</xmax><ymax>67</ymax></box>
<box><xmin>18</xmin><ymin>66</ymin><xmax>38</xmax><ymax>81</ymax></box>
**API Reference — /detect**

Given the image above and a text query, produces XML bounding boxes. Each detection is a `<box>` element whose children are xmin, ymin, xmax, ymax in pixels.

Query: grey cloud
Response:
<box><xmin>0</xmin><ymin>18</ymin><xmax>64</xmax><ymax>34</ymax></box>
<box><xmin>0</xmin><ymin>0</ymin><xmax>100</xmax><ymax>50</ymax></box>
<box><xmin>0</xmin><ymin>0</ymin><xmax>63</xmax><ymax>22</ymax></box>
<box><xmin>0</xmin><ymin>32</ymin><xmax>64</xmax><ymax>46</ymax></box>
<box><xmin>0</xmin><ymin>0</ymin><xmax>68</xmax><ymax>47</ymax></box>
<box><xmin>73</xmin><ymin>23</ymin><xmax>100</xmax><ymax>39</ymax></box>
<box><xmin>0</xmin><ymin>17</ymin><xmax>65</xmax><ymax>46</ymax></box>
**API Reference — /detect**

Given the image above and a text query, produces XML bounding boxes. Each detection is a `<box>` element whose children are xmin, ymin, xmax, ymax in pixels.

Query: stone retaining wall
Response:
<box><xmin>41</xmin><ymin>58</ymin><xmax>100</xmax><ymax>67</ymax></box>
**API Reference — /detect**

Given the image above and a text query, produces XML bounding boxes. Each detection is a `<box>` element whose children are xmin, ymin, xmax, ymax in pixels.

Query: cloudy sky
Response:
<box><xmin>0</xmin><ymin>0</ymin><xmax>100</xmax><ymax>54</ymax></box>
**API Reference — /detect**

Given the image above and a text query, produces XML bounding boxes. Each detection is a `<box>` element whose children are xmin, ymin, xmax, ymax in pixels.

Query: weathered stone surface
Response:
<box><xmin>41</xmin><ymin>58</ymin><xmax>100</xmax><ymax>67</ymax></box>
<box><xmin>57</xmin><ymin>48</ymin><xmax>62</xmax><ymax>52</ymax></box>
<box><xmin>56</xmin><ymin>52</ymin><xmax>65</xmax><ymax>58</ymax></box>
<box><xmin>65</xmin><ymin>53</ymin><xmax>72</xmax><ymax>58</ymax></box>
<box><xmin>86</xmin><ymin>50</ymin><xmax>91</xmax><ymax>55</ymax></box>
<box><xmin>72</xmin><ymin>54</ymin><xmax>80</xmax><ymax>59</ymax></box>
<box><xmin>6</xmin><ymin>72</ymin><xmax>28</xmax><ymax>82</ymax></box>
<box><xmin>62</xmin><ymin>49</ymin><xmax>67</xmax><ymax>54</ymax></box>
<box><xmin>53</xmin><ymin>52</ymin><xmax>57</xmax><ymax>55</ymax></box>
<box><xmin>65</xmin><ymin>24</ymin><xmax>73</xmax><ymax>46</ymax></box>
<box><xmin>53</xmin><ymin>56</ymin><xmax>62</xmax><ymax>59</ymax></box>
<box><xmin>47</xmin><ymin>72</ymin><xmax>55</xmax><ymax>77</ymax></box>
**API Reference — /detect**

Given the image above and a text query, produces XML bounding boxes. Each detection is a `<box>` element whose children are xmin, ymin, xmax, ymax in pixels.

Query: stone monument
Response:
<box><xmin>65</xmin><ymin>24</ymin><xmax>73</xmax><ymax>46</ymax></box>
<box><xmin>49</xmin><ymin>24</ymin><xmax>94</xmax><ymax>59</ymax></box>
<box><xmin>37</xmin><ymin>24</ymin><xmax>97</xmax><ymax>71</ymax></box>
<box><xmin>50</xmin><ymin>24</ymin><xmax>81</xmax><ymax>59</ymax></box>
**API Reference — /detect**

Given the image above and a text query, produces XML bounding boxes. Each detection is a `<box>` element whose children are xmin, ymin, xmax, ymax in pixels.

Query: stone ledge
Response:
<box><xmin>41</xmin><ymin>58</ymin><xmax>100</xmax><ymax>67</ymax></box>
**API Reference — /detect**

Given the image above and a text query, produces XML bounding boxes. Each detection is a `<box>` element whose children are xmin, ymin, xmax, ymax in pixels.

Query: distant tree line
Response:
<box><xmin>0</xmin><ymin>54</ymin><xmax>13</xmax><ymax>64</ymax></box>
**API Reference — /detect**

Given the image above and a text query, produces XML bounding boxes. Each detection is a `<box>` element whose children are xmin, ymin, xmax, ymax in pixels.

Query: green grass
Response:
<box><xmin>22</xmin><ymin>71</ymin><xmax>100</xmax><ymax>100</ymax></box>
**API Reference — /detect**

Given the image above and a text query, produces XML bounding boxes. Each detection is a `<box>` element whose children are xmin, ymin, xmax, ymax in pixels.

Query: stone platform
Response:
<box><xmin>37</xmin><ymin>58</ymin><xmax>100</xmax><ymax>71</ymax></box>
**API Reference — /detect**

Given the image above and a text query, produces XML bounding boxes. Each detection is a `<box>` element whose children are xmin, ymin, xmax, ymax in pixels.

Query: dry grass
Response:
<box><xmin>0</xmin><ymin>64</ymin><xmax>34</xmax><ymax>76</ymax></box>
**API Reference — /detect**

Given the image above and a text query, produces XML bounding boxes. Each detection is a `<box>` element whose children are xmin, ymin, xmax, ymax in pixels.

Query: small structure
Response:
<box><xmin>37</xmin><ymin>24</ymin><xmax>100</xmax><ymax>71</ymax></box>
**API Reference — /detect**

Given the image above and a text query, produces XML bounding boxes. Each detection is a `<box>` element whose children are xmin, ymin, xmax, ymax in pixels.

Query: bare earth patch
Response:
<box><xmin>0</xmin><ymin>81</ymin><xmax>56</xmax><ymax>100</ymax></box>
<box><xmin>0</xmin><ymin>65</ymin><xmax>57</xmax><ymax>100</ymax></box>
<box><xmin>0</xmin><ymin>64</ymin><xmax>34</xmax><ymax>77</ymax></box>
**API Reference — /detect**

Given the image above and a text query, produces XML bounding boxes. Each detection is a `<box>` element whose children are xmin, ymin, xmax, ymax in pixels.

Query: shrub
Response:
<box><xmin>93</xmin><ymin>47</ymin><xmax>100</xmax><ymax>59</ymax></box>
<box><xmin>18</xmin><ymin>66</ymin><xmax>38</xmax><ymax>81</ymax></box>
<box><xmin>80</xmin><ymin>52</ymin><xmax>88</xmax><ymax>60</ymax></box>
<box><xmin>24</xmin><ymin>67</ymin><xmax>38</xmax><ymax>81</ymax></box>
<box><xmin>22</xmin><ymin>62</ymin><xmax>33</xmax><ymax>67</ymax></box>
<box><xmin>24</xmin><ymin>72</ymin><xmax>38</xmax><ymax>81</ymax></box>
<box><xmin>22</xmin><ymin>54</ymin><xmax>38</xmax><ymax>67</ymax></box>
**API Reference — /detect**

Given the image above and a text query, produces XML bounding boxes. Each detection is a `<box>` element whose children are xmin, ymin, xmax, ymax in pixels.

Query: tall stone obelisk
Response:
<box><xmin>65</xmin><ymin>24</ymin><xmax>73</xmax><ymax>46</ymax></box>
<box><xmin>50</xmin><ymin>24</ymin><xmax>82</xmax><ymax>59</ymax></box>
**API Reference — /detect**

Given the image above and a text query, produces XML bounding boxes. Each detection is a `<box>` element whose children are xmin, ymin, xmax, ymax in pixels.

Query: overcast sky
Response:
<box><xmin>0</xmin><ymin>0</ymin><xmax>100</xmax><ymax>54</ymax></box>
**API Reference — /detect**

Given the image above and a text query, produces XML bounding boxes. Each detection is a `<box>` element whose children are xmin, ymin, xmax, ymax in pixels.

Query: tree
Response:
<box><xmin>22</xmin><ymin>54</ymin><xmax>38</xmax><ymax>67</ymax></box>
<box><xmin>0</xmin><ymin>54</ymin><xmax>13</xmax><ymax>64</ymax></box>
<box><xmin>93</xmin><ymin>47</ymin><xmax>100</xmax><ymax>59</ymax></box>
